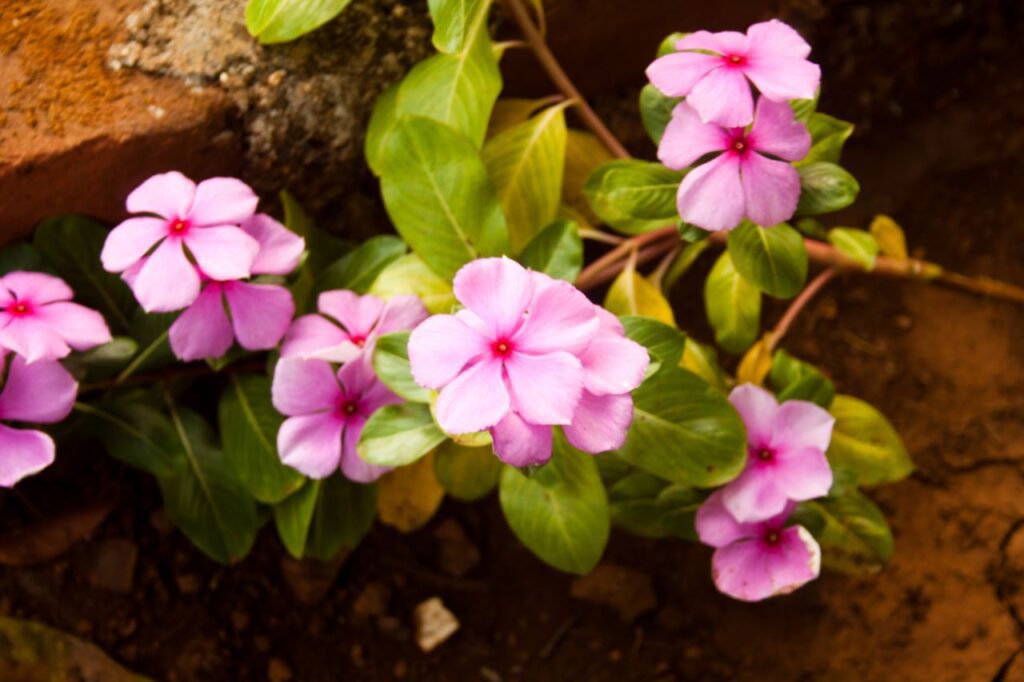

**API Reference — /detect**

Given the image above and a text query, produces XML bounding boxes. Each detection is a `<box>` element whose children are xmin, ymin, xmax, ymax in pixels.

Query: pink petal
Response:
<box><xmin>764</xmin><ymin>526</ymin><xmax>821</xmax><ymax>592</ymax></box>
<box><xmin>513</xmin><ymin>278</ymin><xmax>598</xmax><ymax>356</ymax></box>
<box><xmin>1</xmin><ymin>272</ymin><xmax>73</xmax><ymax>304</ymax></box>
<box><xmin>0</xmin><ymin>425</ymin><xmax>56</xmax><ymax>488</ymax></box>
<box><xmin>271</xmin><ymin>357</ymin><xmax>341</xmax><ymax>417</ymax></box>
<box><xmin>183</xmin><ymin>226</ymin><xmax>259</xmax><ymax>281</ymax></box>
<box><xmin>580</xmin><ymin>334</ymin><xmax>649</xmax><ymax>396</ymax></box>
<box><xmin>686</xmin><ymin>67</ymin><xmax>754</xmax><ymax>127</ymax></box>
<box><xmin>336</xmin><ymin>355</ymin><xmax>380</xmax><ymax>400</ymax></box>
<box><xmin>0</xmin><ymin>318</ymin><xmax>71</xmax><ymax>363</ymax></box>
<box><xmin>745</xmin><ymin>19</ymin><xmax>812</xmax><ymax>59</ymax></box>
<box><xmin>435</xmin><ymin>357</ymin><xmax>510</xmax><ymax>434</ymax></box>
<box><xmin>490</xmin><ymin>412</ymin><xmax>553</xmax><ymax>467</ymax></box>
<box><xmin>646</xmin><ymin>51</ymin><xmax>722</xmax><ymax>97</ymax></box>
<box><xmin>125</xmin><ymin>171</ymin><xmax>196</xmax><ymax>219</ymax></box>
<box><xmin>748</xmin><ymin>98</ymin><xmax>812</xmax><ymax>161</ymax></box>
<box><xmin>168</xmin><ymin>285</ymin><xmax>234</xmax><ymax>361</ymax></box>
<box><xmin>676</xmin><ymin>30</ymin><xmax>749</xmax><ymax>55</ymax></box>
<box><xmin>36</xmin><ymin>302</ymin><xmax>112</xmax><ymax>351</ymax></box>
<box><xmin>375</xmin><ymin>295</ymin><xmax>429</xmax><ymax>336</ymax></box>
<box><xmin>720</xmin><ymin>464</ymin><xmax>789</xmax><ymax>523</ymax></box>
<box><xmin>677</xmin><ymin>153</ymin><xmax>745</xmax><ymax>232</ymax></box>
<box><xmin>132</xmin><ymin>239</ymin><xmax>201</xmax><ymax>313</ymax></box>
<box><xmin>224</xmin><ymin>282</ymin><xmax>294</xmax><ymax>351</ymax></box>
<box><xmin>505</xmin><ymin>351</ymin><xmax>583</xmax><ymax>426</ymax></box>
<box><xmin>279</xmin><ymin>314</ymin><xmax>355</xmax><ymax>362</ymax></box>
<box><xmin>740</xmin><ymin>152</ymin><xmax>801</xmax><ymax>228</ymax></box>
<box><xmin>772</xmin><ymin>400</ymin><xmax>835</xmax><ymax>453</ymax></box>
<box><xmin>695</xmin><ymin>490</ymin><xmax>753</xmax><ymax>548</ymax></box>
<box><xmin>318</xmin><ymin>290</ymin><xmax>384</xmax><ymax>338</ymax></box>
<box><xmin>242</xmin><ymin>214</ymin><xmax>306</xmax><ymax>275</ymax></box>
<box><xmin>0</xmin><ymin>355</ymin><xmax>76</xmax><ymax>423</ymax></box>
<box><xmin>453</xmin><ymin>257</ymin><xmax>533</xmax><ymax>338</ymax></box>
<box><xmin>100</xmin><ymin>217</ymin><xmax>168</xmax><ymax>272</ymax></box>
<box><xmin>728</xmin><ymin>383</ymin><xmax>779</xmax><ymax>448</ymax></box>
<box><xmin>408</xmin><ymin>314</ymin><xmax>490</xmax><ymax>390</ymax></box>
<box><xmin>187</xmin><ymin>177</ymin><xmax>259</xmax><ymax>227</ymax></box>
<box><xmin>341</xmin><ymin>418</ymin><xmax>392</xmax><ymax>483</ymax></box>
<box><xmin>277</xmin><ymin>412</ymin><xmax>344</xmax><ymax>479</ymax></box>
<box><xmin>712</xmin><ymin>538</ymin><xmax>776</xmax><ymax>601</ymax></box>
<box><xmin>657</xmin><ymin>101</ymin><xmax>729</xmax><ymax>170</ymax></box>
<box><xmin>743</xmin><ymin>56</ymin><xmax>820</xmax><ymax>102</ymax></box>
<box><xmin>775</xmin><ymin>446</ymin><xmax>833</xmax><ymax>501</ymax></box>
<box><xmin>563</xmin><ymin>391</ymin><xmax>633</xmax><ymax>454</ymax></box>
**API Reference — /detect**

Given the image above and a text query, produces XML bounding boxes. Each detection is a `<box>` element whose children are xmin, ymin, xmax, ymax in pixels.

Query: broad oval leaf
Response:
<box><xmin>0</xmin><ymin>242</ymin><xmax>48</xmax><ymax>276</ymax></box>
<box><xmin>704</xmin><ymin>251</ymin><xmax>761</xmax><ymax>354</ymax></box>
<box><xmin>680</xmin><ymin>338</ymin><xmax>729</xmax><ymax>393</ymax></box>
<box><xmin>518</xmin><ymin>219</ymin><xmax>582</xmax><ymax>282</ymax></box>
<box><xmin>798</xmin><ymin>112</ymin><xmax>854</xmax><ymax>166</ymax></box>
<box><xmin>379</xmin><ymin>116</ymin><xmax>509</xmax><ymax>279</ymax></box>
<box><xmin>796</xmin><ymin>162</ymin><xmax>860</xmax><ymax>216</ymax></box>
<box><xmin>795</xmin><ymin>490</ymin><xmax>893</xmax><ymax>575</ymax></box>
<box><xmin>585</xmin><ymin>160</ymin><xmax>683</xmax><ymax>232</ymax></box>
<box><xmin>274</xmin><ymin>480</ymin><xmax>320</xmax><ymax>559</ymax></box>
<box><xmin>433</xmin><ymin>439</ymin><xmax>502</xmax><ymax>501</ymax></box>
<box><xmin>365</xmin><ymin>83</ymin><xmax>399</xmax><ymax>176</ymax></box>
<box><xmin>827</xmin><ymin>395</ymin><xmax>913</xmax><ymax>486</ymax></box>
<box><xmin>620</xmin><ymin>315</ymin><xmax>685</xmax><ymax>369</ymax></box>
<box><xmin>357</xmin><ymin>403</ymin><xmax>447</xmax><ymax>467</ymax></box>
<box><xmin>246</xmin><ymin>0</ymin><xmax>353</xmax><ymax>44</ymax></box>
<box><xmin>483</xmin><ymin>103</ymin><xmax>568</xmax><ymax>252</ymax></box>
<box><xmin>317</xmin><ymin>235</ymin><xmax>406</xmax><ymax>294</ymax></box>
<box><xmin>369</xmin><ymin>253</ymin><xmax>456</xmax><ymax>314</ymax></box>
<box><xmin>726</xmin><ymin>221</ymin><xmax>808</xmax><ymax>298</ymax></box>
<box><xmin>869</xmin><ymin>214</ymin><xmax>907</xmax><ymax>259</ymax></box>
<box><xmin>563</xmin><ymin>129</ymin><xmax>613</xmax><ymax>223</ymax></box>
<box><xmin>300</xmin><ymin>475</ymin><xmax>378</xmax><ymax>561</ymax></box>
<box><xmin>639</xmin><ymin>84</ymin><xmax>679</xmax><ymax>145</ymax></box>
<box><xmin>219</xmin><ymin>374</ymin><xmax>304</xmax><ymax>504</ymax></box>
<box><xmin>372</xmin><ymin>331</ymin><xmax>431</xmax><ymax>403</ymax></box>
<box><xmin>828</xmin><ymin>227</ymin><xmax>878</xmax><ymax>271</ymax></box>
<box><xmin>604</xmin><ymin>260</ymin><xmax>676</xmax><ymax>325</ymax></box>
<box><xmin>769</xmin><ymin>349</ymin><xmax>835</xmax><ymax>407</ymax></box>
<box><xmin>378</xmin><ymin>452</ymin><xmax>445</xmax><ymax>532</ymax></box>
<box><xmin>79</xmin><ymin>392</ymin><xmax>185</xmax><ymax>477</ymax></box>
<box><xmin>499</xmin><ymin>432</ymin><xmax>610</xmax><ymax>574</ymax></box>
<box><xmin>428</xmin><ymin>0</ymin><xmax>489</xmax><ymax>53</ymax></box>
<box><xmin>615</xmin><ymin>367</ymin><xmax>747</xmax><ymax>486</ymax></box>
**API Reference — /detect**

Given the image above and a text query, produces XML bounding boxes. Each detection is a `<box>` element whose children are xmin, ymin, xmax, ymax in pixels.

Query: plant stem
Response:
<box><xmin>769</xmin><ymin>269</ymin><xmax>836</xmax><ymax>352</ymax></box>
<box><xmin>575</xmin><ymin>226</ymin><xmax>675</xmax><ymax>290</ymax></box>
<box><xmin>115</xmin><ymin>329</ymin><xmax>169</xmax><ymax>383</ymax></box>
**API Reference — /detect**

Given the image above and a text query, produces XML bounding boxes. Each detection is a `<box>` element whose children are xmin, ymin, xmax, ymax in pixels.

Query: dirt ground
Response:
<box><xmin>2</xmin><ymin>1</ymin><xmax>1023</xmax><ymax>680</ymax></box>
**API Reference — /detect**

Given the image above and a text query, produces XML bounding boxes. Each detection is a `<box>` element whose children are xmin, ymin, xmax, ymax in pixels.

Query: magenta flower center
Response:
<box><xmin>757</xmin><ymin>448</ymin><xmax>774</xmax><ymax>462</ymax></box>
<box><xmin>763</xmin><ymin>530</ymin><xmax>781</xmax><ymax>546</ymax></box>
<box><xmin>336</xmin><ymin>396</ymin><xmax>361</xmax><ymax>419</ymax></box>
<box><xmin>169</xmin><ymin>218</ymin><xmax>190</xmax><ymax>236</ymax></box>
<box><xmin>724</xmin><ymin>53</ymin><xmax>746</xmax><ymax>67</ymax></box>
<box><xmin>349</xmin><ymin>335</ymin><xmax>366</xmax><ymax>348</ymax></box>
<box><xmin>6</xmin><ymin>301</ymin><xmax>32</xmax><ymax>317</ymax></box>
<box><xmin>728</xmin><ymin>131</ymin><xmax>751</xmax><ymax>156</ymax></box>
<box><xmin>491</xmin><ymin>338</ymin><xmax>514</xmax><ymax>358</ymax></box>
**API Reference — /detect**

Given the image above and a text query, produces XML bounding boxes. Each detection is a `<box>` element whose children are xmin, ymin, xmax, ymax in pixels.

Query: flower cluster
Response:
<box><xmin>647</xmin><ymin>20</ymin><xmax>819</xmax><ymax>232</ymax></box>
<box><xmin>408</xmin><ymin>258</ymin><xmax>649</xmax><ymax>466</ymax></box>
<box><xmin>0</xmin><ymin>272</ymin><xmax>111</xmax><ymax>487</ymax></box>
<box><xmin>695</xmin><ymin>384</ymin><xmax>834</xmax><ymax>601</ymax></box>
<box><xmin>101</xmin><ymin>172</ymin><xmax>305</xmax><ymax>361</ymax></box>
<box><xmin>272</xmin><ymin>291</ymin><xmax>428</xmax><ymax>483</ymax></box>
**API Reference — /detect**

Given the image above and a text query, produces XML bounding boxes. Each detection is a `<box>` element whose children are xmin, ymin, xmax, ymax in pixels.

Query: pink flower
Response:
<box><xmin>272</xmin><ymin>355</ymin><xmax>401</xmax><ymax>483</ymax></box>
<box><xmin>696</xmin><ymin>490</ymin><xmax>820</xmax><ymax>601</ymax></box>
<box><xmin>646</xmin><ymin>19</ymin><xmax>820</xmax><ymax>127</ymax></box>
<box><xmin>0</xmin><ymin>272</ymin><xmax>112</xmax><ymax>363</ymax></box>
<box><xmin>0</xmin><ymin>351</ymin><xmax>78</xmax><ymax>487</ymax></box>
<box><xmin>101</xmin><ymin>171</ymin><xmax>261</xmax><ymax>313</ymax></box>
<box><xmin>168</xmin><ymin>214</ymin><xmax>305</xmax><ymax>361</ymax></box>
<box><xmin>281</xmin><ymin>291</ymin><xmax>428</xmax><ymax>364</ymax></box>
<box><xmin>408</xmin><ymin>259</ymin><xmax>649</xmax><ymax>467</ymax></box>
<box><xmin>659</xmin><ymin>98</ymin><xmax>811</xmax><ymax>231</ymax></box>
<box><xmin>720</xmin><ymin>384</ymin><xmax>834</xmax><ymax>523</ymax></box>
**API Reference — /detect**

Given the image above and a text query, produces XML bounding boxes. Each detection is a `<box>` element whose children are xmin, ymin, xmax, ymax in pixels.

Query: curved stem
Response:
<box><xmin>576</xmin><ymin>226</ymin><xmax>675</xmax><ymax>290</ymax></box>
<box><xmin>115</xmin><ymin>329</ymin><xmax>169</xmax><ymax>383</ymax></box>
<box><xmin>769</xmin><ymin>269</ymin><xmax>836</xmax><ymax>352</ymax></box>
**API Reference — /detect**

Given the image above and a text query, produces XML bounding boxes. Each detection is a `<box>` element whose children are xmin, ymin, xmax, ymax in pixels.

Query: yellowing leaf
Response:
<box><xmin>604</xmin><ymin>259</ymin><xmax>676</xmax><ymax>325</ymax></box>
<box><xmin>487</xmin><ymin>97</ymin><xmax>556</xmax><ymax>139</ymax></box>
<box><xmin>377</xmin><ymin>452</ymin><xmax>445</xmax><ymax>533</ymax></box>
<box><xmin>869</xmin><ymin>214</ymin><xmax>907</xmax><ymax>259</ymax></box>
<box><xmin>736</xmin><ymin>333</ymin><xmax>774</xmax><ymax>386</ymax></box>
<box><xmin>563</xmin><ymin>129</ymin><xmax>613</xmax><ymax>223</ymax></box>
<box><xmin>369</xmin><ymin>253</ymin><xmax>456</xmax><ymax>314</ymax></box>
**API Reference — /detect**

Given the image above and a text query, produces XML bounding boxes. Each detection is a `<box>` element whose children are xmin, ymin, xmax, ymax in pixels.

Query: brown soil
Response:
<box><xmin>2</xmin><ymin>1</ymin><xmax>1024</xmax><ymax>681</ymax></box>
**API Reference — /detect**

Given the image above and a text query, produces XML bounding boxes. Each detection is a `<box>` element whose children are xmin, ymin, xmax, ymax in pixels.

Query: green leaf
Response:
<box><xmin>828</xmin><ymin>228</ymin><xmax>878</xmax><ymax>271</ymax></box>
<box><xmin>219</xmin><ymin>374</ymin><xmax>304</xmax><ymax>504</ymax></box>
<box><xmin>518</xmin><ymin>219</ymin><xmax>582</xmax><ymax>282</ymax></box>
<box><xmin>798</xmin><ymin>112</ymin><xmax>854</xmax><ymax>166</ymax></box>
<box><xmin>680</xmin><ymin>338</ymin><xmax>729</xmax><ymax>393</ymax></box>
<box><xmin>656</xmin><ymin>31</ymin><xmax>687</xmax><ymax>57</ymax></box>
<box><xmin>273</xmin><ymin>480</ymin><xmax>319</xmax><ymax>558</ymax></box>
<box><xmin>317</xmin><ymin>235</ymin><xmax>406</xmax><ymax>294</ymax></box>
<box><xmin>487</xmin><ymin>97</ymin><xmax>554</xmax><ymax>139</ymax></box>
<box><xmin>306</xmin><ymin>475</ymin><xmax>378</xmax><ymax>560</ymax></box>
<box><xmin>372</xmin><ymin>331</ymin><xmax>430</xmax><ymax>403</ymax></box>
<box><xmin>606</xmin><ymin>470</ymin><xmax>703</xmax><ymax>540</ymax></box>
<box><xmin>619</xmin><ymin>315</ymin><xmax>685</xmax><ymax>368</ymax></box>
<box><xmin>616</xmin><ymin>367</ymin><xmax>747</xmax><ymax>486</ymax></box>
<box><xmin>379</xmin><ymin>116</ymin><xmax>509</xmax><ymax>280</ymax></box>
<box><xmin>704</xmin><ymin>252</ymin><xmax>761</xmax><ymax>354</ymax></box>
<box><xmin>584</xmin><ymin>160</ymin><xmax>683</xmax><ymax>232</ymax></box>
<box><xmin>357</xmin><ymin>403</ymin><xmax>447</xmax><ymax>467</ymax></box>
<box><xmin>604</xmin><ymin>260</ymin><xmax>676</xmax><ymax>325</ymax></box>
<box><xmin>428</xmin><ymin>0</ymin><xmax>489</xmax><ymax>53</ymax></box>
<box><xmin>790</xmin><ymin>95</ymin><xmax>818</xmax><ymax>123</ymax></box>
<box><xmin>395</xmin><ymin>22</ymin><xmax>501</xmax><ymax>149</ymax></box>
<box><xmin>796</xmin><ymin>490</ymin><xmax>893</xmax><ymax>575</ymax></box>
<box><xmin>368</xmin><ymin>253</ymin><xmax>456</xmax><ymax>314</ymax></box>
<box><xmin>365</xmin><ymin>83</ymin><xmax>400</xmax><ymax>176</ymax></box>
<box><xmin>159</xmin><ymin>405</ymin><xmax>260</xmax><ymax>564</ymax></box>
<box><xmin>869</xmin><ymin>214</ymin><xmax>907</xmax><ymax>259</ymax></box>
<box><xmin>770</xmin><ymin>349</ymin><xmax>835</xmax><ymax>407</ymax></box>
<box><xmin>639</xmin><ymin>84</ymin><xmax>679</xmax><ymax>145</ymax></box>
<box><xmin>827</xmin><ymin>395</ymin><xmax>913</xmax><ymax>486</ymax></box>
<box><xmin>78</xmin><ymin>393</ymin><xmax>185</xmax><ymax>477</ymax></box>
<box><xmin>75</xmin><ymin>337</ymin><xmax>139</xmax><ymax>379</ymax></box>
<box><xmin>796</xmin><ymin>162</ymin><xmax>860</xmax><ymax>216</ymax></box>
<box><xmin>434</xmin><ymin>439</ymin><xmax>502</xmax><ymax>501</ymax></box>
<box><xmin>125</xmin><ymin>310</ymin><xmax>175</xmax><ymax>375</ymax></box>
<box><xmin>499</xmin><ymin>432</ymin><xmax>609</xmax><ymax>574</ymax></box>
<box><xmin>0</xmin><ymin>242</ymin><xmax>48</xmax><ymax>275</ymax></box>
<box><xmin>33</xmin><ymin>215</ymin><xmax>136</xmax><ymax>332</ymax></box>
<box><xmin>280</xmin><ymin>190</ymin><xmax>349</xmax><ymax>274</ymax></box>
<box><xmin>483</xmin><ymin>103</ymin><xmax>568</xmax><ymax>252</ymax></box>
<box><xmin>245</xmin><ymin>0</ymin><xmax>353</xmax><ymax>44</ymax></box>
<box><xmin>726</xmin><ymin>221</ymin><xmax>808</xmax><ymax>298</ymax></box>
<box><xmin>562</xmin><ymin>130</ymin><xmax>613</xmax><ymax>223</ymax></box>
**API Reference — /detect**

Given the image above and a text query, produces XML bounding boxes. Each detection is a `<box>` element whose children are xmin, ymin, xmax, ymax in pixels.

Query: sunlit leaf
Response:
<box><xmin>246</xmin><ymin>0</ymin><xmax>353</xmax><ymax>44</ymax></box>
<box><xmin>704</xmin><ymin>252</ymin><xmax>761</xmax><ymax>353</ymax></box>
<box><xmin>518</xmin><ymin>219</ymin><xmax>582</xmax><ymax>282</ymax></box>
<box><xmin>869</xmin><ymin>214</ymin><xmax>907</xmax><ymax>259</ymax></box>
<box><xmin>726</xmin><ymin>221</ymin><xmax>808</xmax><ymax>298</ymax></box>
<box><xmin>828</xmin><ymin>228</ymin><xmax>878</xmax><ymax>271</ymax></box>
<box><xmin>827</xmin><ymin>394</ymin><xmax>913</xmax><ymax>485</ymax></box>
<box><xmin>604</xmin><ymin>259</ymin><xmax>676</xmax><ymax>325</ymax></box>
<box><xmin>434</xmin><ymin>439</ymin><xmax>502</xmax><ymax>501</ymax></box>
<box><xmin>378</xmin><ymin>452</ymin><xmax>445</xmax><ymax>532</ymax></box>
